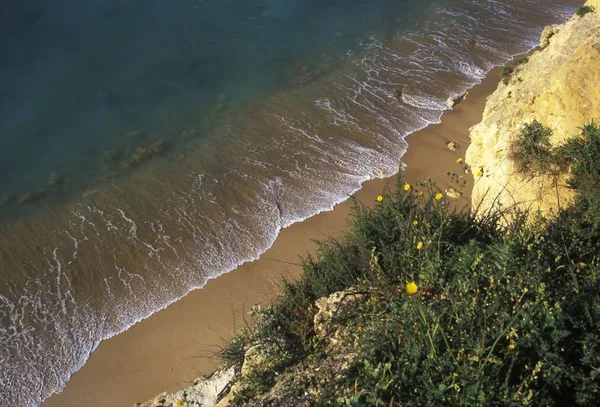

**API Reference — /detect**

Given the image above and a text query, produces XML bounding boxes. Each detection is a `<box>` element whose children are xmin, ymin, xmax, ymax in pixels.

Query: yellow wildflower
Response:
<box><xmin>406</xmin><ymin>282</ymin><xmax>418</xmax><ymax>295</ymax></box>
<box><xmin>177</xmin><ymin>400</ymin><xmax>185</xmax><ymax>407</ymax></box>
<box><xmin>412</xmin><ymin>220</ymin><xmax>418</xmax><ymax>226</ymax></box>
<box><xmin>418</xmin><ymin>191</ymin><xmax>424</xmax><ymax>196</ymax></box>
<box><xmin>416</xmin><ymin>241</ymin><xmax>424</xmax><ymax>250</ymax></box>
<box><xmin>508</xmin><ymin>343</ymin><xmax>516</xmax><ymax>350</ymax></box>
<box><xmin>404</xmin><ymin>183</ymin><xmax>411</xmax><ymax>191</ymax></box>
<box><xmin>456</xmin><ymin>157</ymin><xmax>463</xmax><ymax>164</ymax></box>
<box><xmin>435</xmin><ymin>193</ymin><xmax>443</xmax><ymax>200</ymax></box>
<box><xmin>377</xmin><ymin>195</ymin><xmax>383</xmax><ymax>202</ymax></box>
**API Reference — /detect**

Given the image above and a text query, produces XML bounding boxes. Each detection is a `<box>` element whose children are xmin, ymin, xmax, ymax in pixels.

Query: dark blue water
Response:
<box><xmin>0</xmin><ymin>0</ymin><xmax>426</xmax><ymax>208</ymax></box>
<box><xmin>0</xmin><ymin>1</ymin><xmax>579</xmax><ymax>405</ymax></box>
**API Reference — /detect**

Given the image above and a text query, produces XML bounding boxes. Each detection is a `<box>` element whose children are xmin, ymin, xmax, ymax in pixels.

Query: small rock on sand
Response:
<box><xmin>446</xmin><ymin>91</ymin><xmax>469</xmax><ymax>108</ymax></box>
<box><xmin>446</xmin><ymin>141</ymin><xmax>459</xmax><ymax>151</ymax></box>
<box><xmin>445</xmin><ymin>187</ymin><xmax>462</xmax><ymax>199</ymax></box>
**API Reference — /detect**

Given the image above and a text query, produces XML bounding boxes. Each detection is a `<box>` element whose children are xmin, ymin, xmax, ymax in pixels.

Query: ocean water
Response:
<box><xmin>0</xmin><ymin>0</ymin><xmax>579</xmax><ymax>405</ymax></box>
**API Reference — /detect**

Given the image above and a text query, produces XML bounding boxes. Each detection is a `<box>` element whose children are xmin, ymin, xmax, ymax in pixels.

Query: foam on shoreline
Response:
<box><xmin>44</xmin><ymin>47</ymin><xmax>545</xmax><ymax>407</ymax></box>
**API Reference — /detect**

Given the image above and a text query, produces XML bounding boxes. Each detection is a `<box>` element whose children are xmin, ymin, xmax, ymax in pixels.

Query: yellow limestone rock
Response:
<box><xmin>466</xmin><ymin>1</ymin><xmax>600</xmax><ymax>217</ymax></box>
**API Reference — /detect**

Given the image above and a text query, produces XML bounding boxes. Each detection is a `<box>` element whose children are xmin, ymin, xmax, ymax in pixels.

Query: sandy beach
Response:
<box><xmin>44</xmin><ymin>66</ymin><xmax>502</xmax><ymax>407</ymax></box>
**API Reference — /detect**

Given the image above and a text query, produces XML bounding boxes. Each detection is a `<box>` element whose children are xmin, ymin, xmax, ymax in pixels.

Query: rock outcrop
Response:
<box><xmin>135</xmin><ymin>367</ymin><xmax>235</xmax><ymax>407</ymax></box>
<box><xmin>135</xmin><ymin>288</ymin><xmax>368</xmax><ymax>407</ymax></box>
<box><xmin>313</xmin><ymin>288</ymin><xmax>366</xmax><ymax>343</ymax></box>
<box><xmin>466</xmin><ymin>0</ymin><xmax>600</xmax><ymax>216</ymax></box>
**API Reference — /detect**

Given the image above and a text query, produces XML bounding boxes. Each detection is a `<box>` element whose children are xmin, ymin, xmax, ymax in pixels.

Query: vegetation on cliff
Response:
<box><xmin>511</xmin><ymin>121</ymin><xmax>600</xmax><ymax>223</ymax></box>
<box><xmin>466</xmin><ymin>0</ymin><xmax>600</xmax><ymax>217</ymax></box>
<box><xmin>220</xmin><ymin>150</ymin><xmax>600</xmax><ymax>405</ymax></box>
<box><xmin>576</xmin><ymin>5</ymin><xmax>596</xmax><ymax>17</ymax></box>
<box><xmin>509</xmin><ymin>120</ymin><xmax>554</xmax><ymax>175</ymax></box>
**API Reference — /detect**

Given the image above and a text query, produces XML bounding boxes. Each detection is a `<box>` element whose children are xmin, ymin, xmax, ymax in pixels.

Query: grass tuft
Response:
<box><xmin>576</xmin><ymin>6</ymin><xmax>595</xmax><ymax>17</ymax></box>
<box><xmin>510</xmin><ymin>120</ymin><xmax>554</xmax><ymax>175</ymax></box>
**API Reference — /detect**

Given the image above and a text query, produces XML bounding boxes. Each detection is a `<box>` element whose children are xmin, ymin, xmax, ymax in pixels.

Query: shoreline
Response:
<box><xmin>44</xmin><ymin>66</ymin><xmax>502</xmax><ymax>407</ymax></box>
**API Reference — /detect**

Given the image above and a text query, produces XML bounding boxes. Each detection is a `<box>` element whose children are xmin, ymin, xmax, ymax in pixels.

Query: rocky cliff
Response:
<box><xmin>134</xmin><ymin>368</ymin><xmax>234</xmax><ymax>407</ymax></box>
<box><xmin>134</xmin><ymin>288</ymin><xmax>366</xmax><ymax>407</ymax></box>
<box><xmin>466</xmin><ymin>0</ymin><xmax>600</xmax><ymax>216</ymax></box>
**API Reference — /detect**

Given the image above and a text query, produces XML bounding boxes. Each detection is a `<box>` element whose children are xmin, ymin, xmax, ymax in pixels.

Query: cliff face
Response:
<box><xmin>134</xmin><ymin>368</ymin><xmax>234</xmax><ymax>407</ymax></box>
<box><xmin>466</xmin><ymin>0</ymin><xmax>600</xmax><ymax>216</ymax></box>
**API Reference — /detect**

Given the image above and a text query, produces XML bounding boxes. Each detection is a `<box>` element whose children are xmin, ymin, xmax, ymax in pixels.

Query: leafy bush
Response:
<box><xmin>556</xmin><ymin>122</ymin><xmax>600</xmax><ymax>189</ymax></box>
<box><xmin>555</xmin><ymin>122</ymin><xmax>600</xmax><ymax>226</ymax></box>
<box><xmin>340</xmin><ymin>217</ymin><xmax>600</xmax><ymax>406</ymax></box>
<box><xmin>222</xmin><ymin>152</ymin><xmax>600</xmax><ymax>405</ymax></box>
<box><xmin>510</xmin><ymin>120</ymin><xmax>554</xmax><ymax>175</ymax></box>
<box><xmin>576</xmin><ymin>6</ymin><xmax>595</xmax><ymax>17</ymax></box>
<box><xmin>221</xmin><ymin>330</ymin><xmax>247</xmax><ymax>369</ymax></box>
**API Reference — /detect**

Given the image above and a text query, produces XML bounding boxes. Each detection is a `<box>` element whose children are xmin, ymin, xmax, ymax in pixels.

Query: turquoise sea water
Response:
<box><xmin>0</xmin><ymin>0</ymin><xmax>429</xmax><ymax>208</ymax></box>
<box><xmin>0</xmin><ymin>1</ymin><xmax>579</xmax><ymax>405</ymax></box>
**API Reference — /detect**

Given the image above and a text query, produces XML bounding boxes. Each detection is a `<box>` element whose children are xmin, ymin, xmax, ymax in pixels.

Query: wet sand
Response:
<box><xmin>44</xmin><ymin>67</ymin><xmax>502</xmax><ymax>407</ymax></box>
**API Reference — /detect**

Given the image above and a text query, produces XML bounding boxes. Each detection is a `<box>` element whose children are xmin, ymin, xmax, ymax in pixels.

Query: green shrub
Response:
<box><xmin>338</xmin><ymin>211</ymin><xmax>600</xmax><ymax>405</ymax></box>
<box><xmin>576</xmin><ymin>6</ymin><xmax>595</xmax><ymax>17</ymax></box>
<box><xmin>221</xmin><ymin>330</ymin><xmax>247</xmax><ymax>369</ymax></box>
<box><xmin>556</xmin><ymin>122</ymin><xmax>600</xmax><ymax>188</ymax></box>
<box><xmin>510</xmin><ymin>120</ymin><xmax>554</xmax><ymax>175</ymax></box>
<box><xmin>555</xmin><ymin>122</ymin><xmax>600</xmax><ymax>226</ymax></box>
<box><xmin>222</xmin><ymin>163</ymin><xmax>600</xmax><ymax>405</ymax></box>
